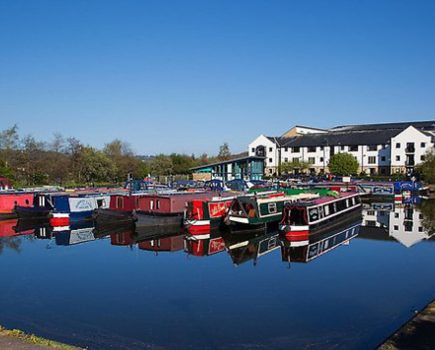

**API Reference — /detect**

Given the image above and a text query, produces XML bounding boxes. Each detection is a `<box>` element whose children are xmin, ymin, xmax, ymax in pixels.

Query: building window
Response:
<box><xmin>396</xmin><ymin>155</ymin><xmax>400</xmax><ymax>161</ymax></box>
<box><xmin>269</xmin><ymin>158</ymin><xmax>273</xmax><ymax>163</ymax></box>
<box><xmin>320</xmin><ymin>146</ymin><xmax>324</xmax><ymax>150</ymax></box>
<box><xmin>420</xmin><ymin>142</ymin><xmax>426</xmax><ymax>148</ymax></box>
<box><xmin>367</xmin><ymin>145</ymin><xmax>377</xmax><ymax>151</ymax></box>
<box><xmin>421</xmin><ymin>155</ymin><xmax>426</xmax><ymax>161</ymax></box>
<box><xmin>349</xmin><ymin>145</ymin><xmax>358</xmax><ymax>152</ymax></box>
<box><xmin>251</xmin><ymin>148</ymin><xmax>255</xmax><ymax>153</ymax></box>
<box><xmin>381</xmin><ymin>156</ymin><xmax>386</xmax><ymax>161</ymax></box>
<box><xmin>284</xmin><ymin>157</ymin><xmax>288</xmax><ymax>162</ymax></box>
<box><xmin>307</xmin><ymin>146</ymin><xmax>316</xmax><ymax>153</ymax></box>
<box><xmin>340</xmin><ymin>145</ymin><xmax>345</xmax><ymax>151</ymax></box>
<box><xmin>368</xmin><ymin>156</ymin><xmax>376</xmax><ymax>164</ymax></box>
<box><xmin>292</xmin><ymin>147</ymin><xmax>300</xmax><ymax>153</ymax></box>
<box><xmin>396</xmin><ymin>143</ymin><xmax>400</xmax><ymax>148</ymax></box>
<box><xmin>269</xmin><ymin>147</ymin><xmax>273</xmax><ymax>152</ymax></box>
<box><xmin>292</xmin><ymin>157</ymin><xmax>299</xmax><ymax>163</ymax></box>
<box><xmin>284</xmin><ymin>147</ymin><xmax>288</xmax><ymax>152</ymax></box>
<box><xmin>320</xmin><ymin>157</ymin><xmax>324</xmax><ymax>162</ymax></box>
<box><xmin>308</xmin><ymin>157</ymin><xmax>315</xmax><ymax>164</ymax></box>
<box><xmin>393</xmin><ymin>225</ymin><xmax>399</xmax><ymax>230</ymax></box>
<box><xmin>269</xmin><ymin>169</ymin><xmax>273</xmax><ymax>174</ymax></box>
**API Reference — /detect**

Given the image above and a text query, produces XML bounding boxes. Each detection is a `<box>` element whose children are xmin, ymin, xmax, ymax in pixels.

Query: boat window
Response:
<box><xmin>268</xmin><ymin>202</ymin><xmax>277</xmax><ymax>214</ymax></box>
<box><xmin>346</xmin><ymin>199</ymin><xmax>350</xmax><ymax>207</ymax></box>
<box><xmin>231</xmin><ymin>200</ymin><xmax>245</xmax><ymax>217</ymax></box>
<box><xmin>355</xmin><ymin>196</ymin><xmax>361</xmax><ymax>204</ymax></box>
<box><xmin>244</xmin><ymin>203</ymin><xmax>256</xmax><ymax>218</ymax></box>
<box><xmin>351</xmin><ymin>197</ymin><xmax>356</xmax><ymax>206</ymax></box>
<box><xmin>150</xmin><ymin>200</ymin><xmax>154</xmax><ymax>210</ymax></box>
<box><xmin>288</xmin><ymin>207</ymin><xmax>307</xmax><ymax>225</ymax></box>
<box><xmin>97</xmin><ymin>199</ymin><xmax>104</xmax><ymax>208</ymax></box>
<box><xmin>337</xmin><ymin>200</ymin><xmax>346</xmax><ymax>212</ymax></box>
<box><xmin>328</xmin><ymin>203</ymin><xmax>335</xmax><ymax>214</ymax></box>
<box><xmin>39</xmin><ymin>196</ymin><xmax>45</xmax><ymax>207</ymax></box>
<box><xmin>156</xmin><ymin>200</ymin><xmax>160</xmax><ymax>209</ymax></box>
<box><xmin>324</xmin><ymin>205</ymin><xmax>329</xmax><ymax>216</ymax></box>
<box><xmin>308</xmin><ymin>208</ymin><xmax>319</xmax><ymax>222</ymax></box>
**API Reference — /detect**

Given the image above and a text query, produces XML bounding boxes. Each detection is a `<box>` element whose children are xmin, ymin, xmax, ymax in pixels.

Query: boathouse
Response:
<box><xmin>191</xmin><ymin>156</ymin><xmax>265</xmax><ymax>181</ymax></box>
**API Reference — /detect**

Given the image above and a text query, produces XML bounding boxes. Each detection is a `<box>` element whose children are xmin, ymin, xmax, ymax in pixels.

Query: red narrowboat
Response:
<box><xmin>184</xmin><ymin>195</ymin><xmax>236</xmax><ymax>235</ymax></box>
<box><xmin>0</xmin><ymin>192</ymin><xmax>33</xmax><ymax>219</ymax></box>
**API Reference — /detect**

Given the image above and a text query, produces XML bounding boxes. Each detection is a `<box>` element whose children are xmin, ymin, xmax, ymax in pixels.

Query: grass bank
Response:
<box><xmin>0</xmin><ymin>326</ymin><xmax>83</xmax><ymax>349</ymax></box>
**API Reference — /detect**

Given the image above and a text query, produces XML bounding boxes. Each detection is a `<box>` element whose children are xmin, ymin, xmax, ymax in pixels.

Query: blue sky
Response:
<box><xmin>1</xmin><ymin>0</ymin><xmax>435</xmax><ymax>155</ymax></box>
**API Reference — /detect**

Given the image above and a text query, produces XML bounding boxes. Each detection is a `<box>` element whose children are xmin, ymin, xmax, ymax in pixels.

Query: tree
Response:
<box><xmin>170</xmin><ymin>153</ymin><xmax>194</xmax><ymax>174</ymax></box>
<box><xmin>419</xmin><ymin>200</ymin><xmax>434</xmax><ymax>235</ymax></box>
<box><xmin>218</xmin><ymin>143</ymin><xmax>231</xmax><ymax>160</ymax></box>
<box><xmin>328</xmin><ymin>153</ymin><xmax>359</xmax><ymax>176</ymax></box>
<box><xmin>150</xmin><ymin>154</ymin><xmax>173</xmax><ymax>176</ymax></box>
<box><xmin>80</xmin><ymin>147</ymin><xmax>116</xmax><ymax>184</ymax></box>
<box><xmin>416</xmin><ymin>151</ymin><xmax>435</xmax><ymax>184</ymax></box>
<box><xmin>281</xmin><ymin>160</ymin><xmax>310</xmax><ymax>174</ymax></box>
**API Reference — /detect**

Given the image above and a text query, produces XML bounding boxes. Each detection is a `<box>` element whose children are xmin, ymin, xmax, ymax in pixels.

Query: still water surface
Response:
<box><xmin>0</xmin><ymin>200</ymin><xmax>434</xmax><ymax>350</ymax></box>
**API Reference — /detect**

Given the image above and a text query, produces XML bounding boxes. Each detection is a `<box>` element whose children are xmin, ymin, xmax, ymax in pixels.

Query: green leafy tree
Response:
<box><xmin>0</xmin><ymin>159</ymin><xmax>14</xmax><ymax>180</ymax></box>
<box><xmin>170</xmin><ymin>153</ymin><xmax>195</xmax><ymax>174</ymax></box>
<box><xmin>328</xmin><ymin>152</ymin><xmax>359</xmax><ymax>176</ymax></box>
<box><xmin>80</xmin><ymin>147</ymin><xmax>116</xmax><ymax>184</ymax></box>
<box><xmin>281</xmin><ymin>160</ymin><xmax>310</xmax><ymax>174</ymax></box>
<box><xmin>150</xmin><ymin>154</ymin><xmax>173</xmax><ymax>176</ymax></box>
<box><xmin>416</xmin><ymin>151</ymin><xmax>435</xmax><ymax>184</ymax></box>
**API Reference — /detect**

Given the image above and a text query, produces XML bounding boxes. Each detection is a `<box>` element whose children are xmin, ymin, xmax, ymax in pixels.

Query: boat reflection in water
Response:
<box><xmin>360</xmin><ymin>199</ymin><xmax>434</xmax><ymax>247</ymax></box>
<box><xmin>224</xmin><ymin>230</ymin><xmax>281</xmax><ymax>266</ymax></box>
<box><xmin>184</xmin><ymin>232</ymin><xmax>226</xmax><ymax>257</ymax></box>
<box><xmin>280</xmin><ymin>219</ymin><xmax>361</xmax><ymax>263</ymax></box>
<box><xmin>1</xmin><ymin>198</ymin><xmax>432</xmax><ymax>260</ymax></box>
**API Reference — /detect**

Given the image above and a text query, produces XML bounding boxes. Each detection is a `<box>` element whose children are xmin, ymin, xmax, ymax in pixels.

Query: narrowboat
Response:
<box><xmin>184</xmin><ymin>195</ymin><xmax>237</xmax><ymax>235</ymax></box>
<box><xmin>16</xmin><ymin>192</ymin><xmax>110</xmax><ymax>224</ymax></box>
<box><xmin>224</xmin><ymin>230</ymin><xmax>281</xmax><ymax>266</ymax></box>
<box><xmin>0</xmin><ymin>192</ymin><xmax>33</xmax><ymax>219</ymax></box>
<box><xmin>280</xmin><ymin>220</ymin><xmax>361</xmax><ymax>263</ymax></box>
<box><xmin>184</xmin><ymin>232</ymin><xmax>226</xmax><ymax>257</ymax></box>
<box><xmin>279</xmin><ymin>192</ymin><xmax>362</xmax><ymax>241</ymax></box>
<box><xmin>95</xmin><ymin>191</ymin><xmax>226</xmax><ymax>230</ymax></box>
<box><xmin>225</xmin><ymin>190</ymin><xmax>323</xmax><ymax>229</ymax></box>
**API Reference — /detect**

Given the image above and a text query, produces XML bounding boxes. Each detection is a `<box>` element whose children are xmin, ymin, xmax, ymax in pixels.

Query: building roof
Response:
<box><xmin>265</xmin><ymin>136</ymin><xmax>285</xmax><ymax>146</ymax></box>
<box><xmin>191</xmin><ymin>156</ymin><xmax>265</xmax><ymax>171</ymax></box>
<box><xmin>330</xmin><ymin>120</ymin><xmax>435</xmax><ymax>132</ymax></box>
<box><xmin>280</xmin><ymin>129</ymin><xmax>402</xmax><ymax>147</ymax></box>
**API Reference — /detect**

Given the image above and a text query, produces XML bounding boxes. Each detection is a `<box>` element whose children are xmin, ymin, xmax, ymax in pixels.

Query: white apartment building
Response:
<box><xmin>248</xmin><ymin>121</ymin><xmax>434</xmax><ymax>176</ymax></box>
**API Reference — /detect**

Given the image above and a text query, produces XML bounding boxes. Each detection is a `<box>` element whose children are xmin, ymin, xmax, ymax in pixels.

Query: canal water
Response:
<box><xmin>0</xmin><ymin>200</ymin><xmax>434</xmax><ymax>350</ymax></box>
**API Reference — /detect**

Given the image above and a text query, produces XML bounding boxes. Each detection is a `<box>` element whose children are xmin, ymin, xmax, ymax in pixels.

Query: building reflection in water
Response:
<box><xmin>360</xmin><ymin>199</ymin><xmax>434</xmax><ymax>247</ymax></box>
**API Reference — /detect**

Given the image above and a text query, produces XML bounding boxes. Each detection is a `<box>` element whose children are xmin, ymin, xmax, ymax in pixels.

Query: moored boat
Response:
<box><xmin>0</xmin><ymin>192</ymin><xmax>33</xmax><ymax>220</ymax></box>
<box><xmin>279</xmin><ymin>192</ymin><xmax>362</xmax><ymax>241</ymax></box>
<box><xmin>184</xmin><ymin>195</ymin><xmax>237</xmax><ymax>235</ymax></box>
<box><xmin>225</xmin><ymin>189</ymin><xmax>328</xmax><ymax>231</ymax></box>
